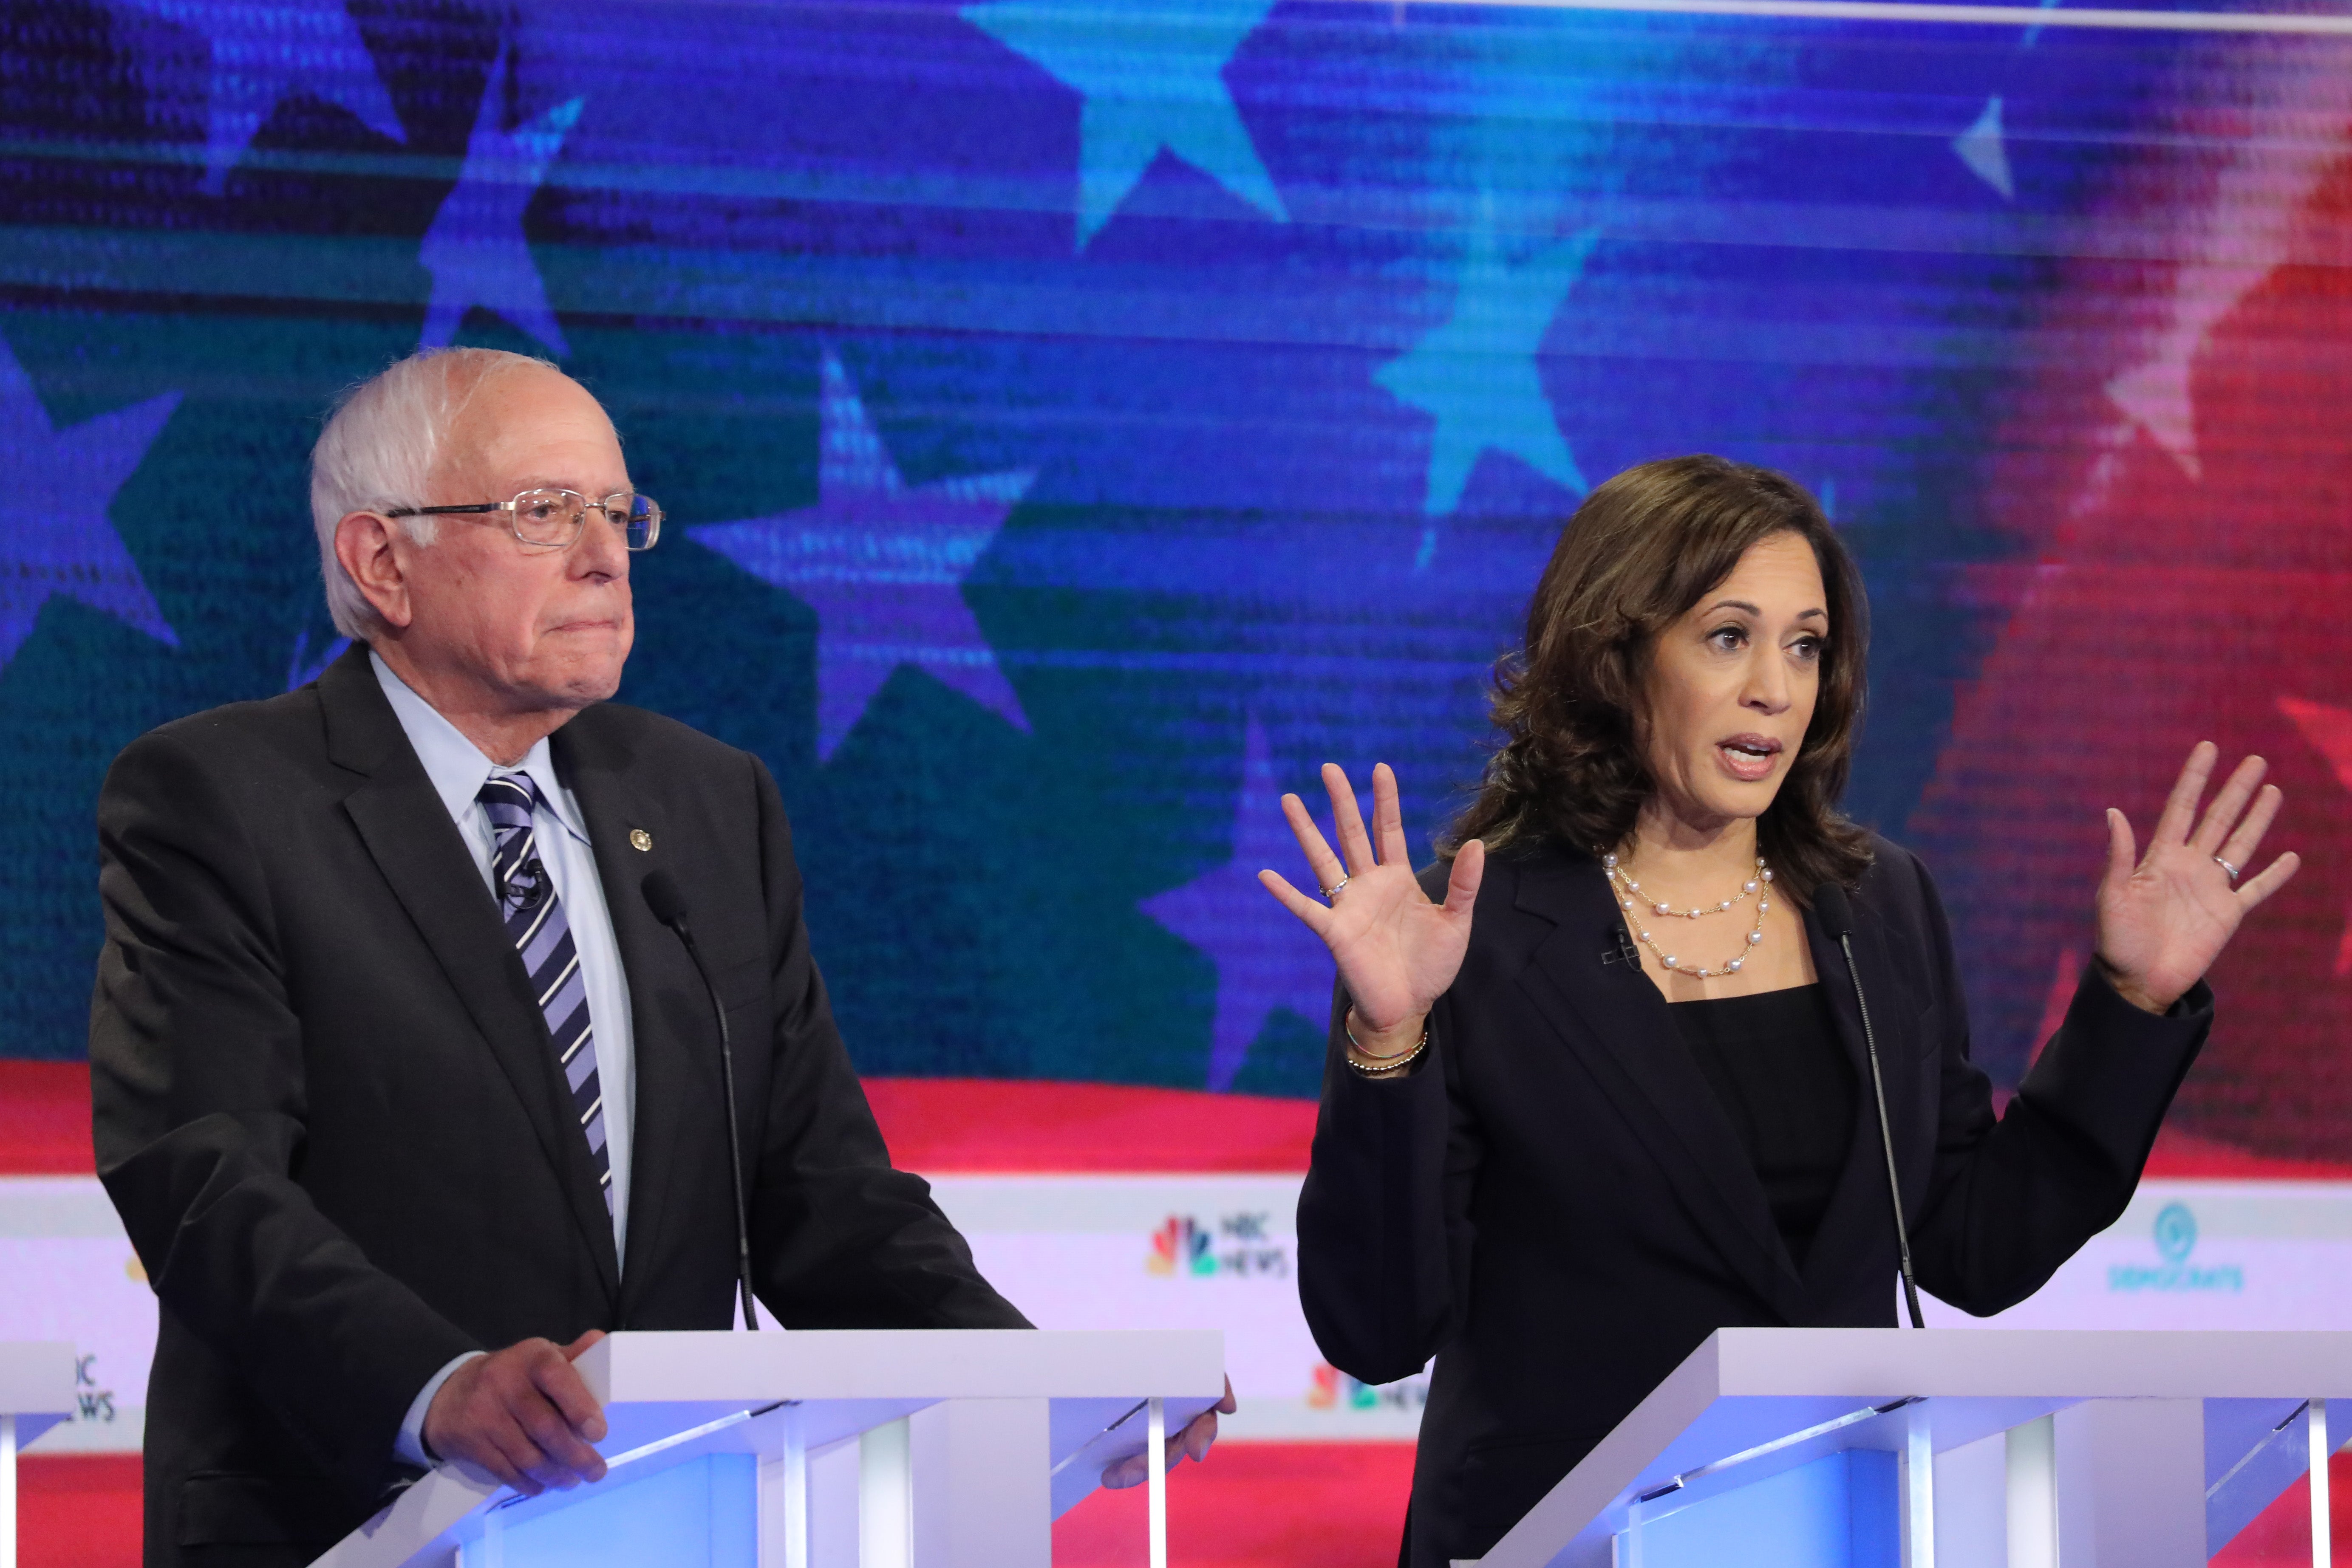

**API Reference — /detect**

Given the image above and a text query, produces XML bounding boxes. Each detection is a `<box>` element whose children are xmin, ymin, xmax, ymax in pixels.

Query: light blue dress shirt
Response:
<box><xmin>371</xmin><ymin>651</ymin><xmax>638</xmax><ymax>1468</ymax></box>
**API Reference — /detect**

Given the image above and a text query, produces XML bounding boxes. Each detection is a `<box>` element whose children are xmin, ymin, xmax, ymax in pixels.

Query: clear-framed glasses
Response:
<box><xmin>385</xmin><ymin>489</ymin><xmax>663</xmax><ymax>552</ymax></box>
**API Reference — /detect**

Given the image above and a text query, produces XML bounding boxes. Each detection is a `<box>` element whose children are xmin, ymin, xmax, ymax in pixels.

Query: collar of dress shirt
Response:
<box><xmin>368</xmin><ymin>650</ymin><xmax>591</xmax><ymax>846</ymax></box>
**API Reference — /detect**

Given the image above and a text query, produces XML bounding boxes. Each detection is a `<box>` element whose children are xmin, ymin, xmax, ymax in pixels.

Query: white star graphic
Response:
<box><xmin>1376</xmin><ymin>216</ymin><xmax>1597</xmax><ymax>520</ymax></box>
<box><xmin>962</xmin><ymin>0</ymin><xmax>1285</xmax><ymax>248</ymax></box>
<box><xmin>0</xmin><ymin>340</ymin><xmax>179</xmax><ymax>668</ymax></box>
<box><xmin>419</xmin><ymin>46</ymin><xmax>582</xmax><ymax>356</ymax></box>
<box><xmin>690</xmin><ymin>351</ymin><xmax>1036</xmax><ymax>761</ymax></box>
<box><xmin>2103</xmin><ymin>55</ymin><xmax>2352</xmax><ymax>478</ymax></box>
<box><xmin>110</xmin><ymin>0</ymin><xmax>405</xmax><ymax>193</ymax></box>
<box><xmin>1954</xmin><ymin>96</ymin><xmax>2013</xmax><ymax>201</ymax></box>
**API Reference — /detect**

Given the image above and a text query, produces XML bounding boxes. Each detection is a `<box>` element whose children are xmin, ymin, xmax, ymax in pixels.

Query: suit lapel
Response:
<box><xmin>1508</xmin><ymin>851</ymin><xmax>1806</xmax><ymax>1320</ymax></box>
<box><xmin>550</xmin><ymin>715</ymin><xmax>688</xmax><ymax>1314</ymax></box>
<box><xmin>1800</xmin><ymin>893</ymin><xmax>1917</xmax><ymax>1304</ymax></box>
<box><xmin>321</xmin><ymin>648</ymin><xmax>623</xmax><ymax>1304</ymax></box>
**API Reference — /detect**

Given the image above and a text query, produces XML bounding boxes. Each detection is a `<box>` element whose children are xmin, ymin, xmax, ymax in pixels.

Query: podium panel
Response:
<box><xmin>463</xmin><ymin>1453</ymin><xmax>758</xmax><ymax>1568</ymax></box>
<box><xmin>1469</xmin><ymin>1329</ymin><xmax>2352</xmax><ymax>1568</ymax></box>
<box><xmin>312</xmin><ymin>1330</ymin><xmax>1223</xmax><ymax>1568</ymax></box>
<box><xmin>1620</xmin><ymin>1448</ymin><xmax>1897</xmax><ymax>1568</ymax></box>
<box><xmin>0</xmin><ymin>1341</ymin><xmax>76</xmax><ymax>1568</ymax></box>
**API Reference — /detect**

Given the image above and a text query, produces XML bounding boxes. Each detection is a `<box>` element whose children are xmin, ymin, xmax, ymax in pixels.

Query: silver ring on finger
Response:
<box><xmin>2213</xmin><ymin>854</ymin><xmax>2240</xmax><ymax>884</ymax></box>
<box><xmin>1319</xmin><ymin>874</ymin><xmax>1350</xmax><ymax>901</ymax></box>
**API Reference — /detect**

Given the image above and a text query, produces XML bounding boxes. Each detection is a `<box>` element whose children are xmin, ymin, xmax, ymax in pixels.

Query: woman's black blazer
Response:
<box><xmin>1295</xmin><ymin>833</ymin><xmax>2211</xmax><ymax>1568</ymax></box>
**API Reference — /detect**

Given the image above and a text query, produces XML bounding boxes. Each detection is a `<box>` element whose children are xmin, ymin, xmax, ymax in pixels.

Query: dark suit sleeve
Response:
<box><xmin>740</xmin><ymin>756</ymin><xmax>1030</xmax><ymax>1330</ymax></box>
<box><xmin>1294</xmin><ymin>864</ymin><xmax>1483</xmax><ymax>1387</ymax></box>
<box><xmin>90</xmin><ymin>731</ymin><xmax>479</xmax><ymax>1502</ymax></box>
<box><xmin>1902</xmin><ymin>853</ymin><xmax>2212</xmax><ymax>1316</ymax></box>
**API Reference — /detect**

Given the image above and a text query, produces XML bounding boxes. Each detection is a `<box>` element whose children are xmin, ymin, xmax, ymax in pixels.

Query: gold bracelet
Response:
<box><xmin>1344</xmin><ymin>1016</ymin><xmax>1429</xmax><ymax>1075</ymax></box>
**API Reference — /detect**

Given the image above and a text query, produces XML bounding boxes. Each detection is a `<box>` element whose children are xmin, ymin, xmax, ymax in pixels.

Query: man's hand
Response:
<box><xmin>424</xmin><ymin>1330</ymin><xmax>610</xmax><ymax>1495</ymax></box>
<box><xmin>1100</xmin><ymin>1379</ymin><xmax>1238</xmax><ymax>1490</ymax></box>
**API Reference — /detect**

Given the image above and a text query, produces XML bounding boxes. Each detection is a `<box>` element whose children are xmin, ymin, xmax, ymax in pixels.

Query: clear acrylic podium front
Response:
<box><xmin>1468</xmin><ymin>1328</ymin><xmax>2352</xmax><ymax>1568</ymax></box>
<box><xmin>310</xmin><ymin>1328</ymin><xmax>1226</xmax><ymax>1568</ymax></box>
<box><xmin>0</xmin><ymin>1340</ymin><xmax>77</xmax><ymax>1568</ymax></box>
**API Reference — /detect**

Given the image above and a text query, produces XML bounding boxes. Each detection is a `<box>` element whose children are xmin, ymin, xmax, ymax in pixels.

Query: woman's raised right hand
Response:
<box><xmin>1257</xmin><ymin>762</ymin><xmax>1486</xmax><ymax>1043</ymax></box>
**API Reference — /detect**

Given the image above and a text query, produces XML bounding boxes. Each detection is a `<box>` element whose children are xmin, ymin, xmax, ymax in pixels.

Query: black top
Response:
<box><xmin>1298</xmin><ymin>841</ymin><xmax>2217</xmax><ymax>1568</ymax></box>
<box><xmin>1669</xmin><ymin>983</ymin><xmax>1856</xmax><ymax>1270</ymax></box>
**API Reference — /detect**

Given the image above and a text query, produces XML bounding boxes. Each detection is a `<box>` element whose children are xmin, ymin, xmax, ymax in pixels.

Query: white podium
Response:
<box><xmin>1472</xmin><ymin>1329</ymin><xmax>2352</xmax><ymax>1568</ymax></box>
<box><xmin>312</xmin><ymin>1329</ymin><xmax>1224</xmax><ymax>1568</ymax></box>
<box><xmin>0</xmin><ymin>1341</ymin><xmax>77</xmax><ymax>1568</ymax></box>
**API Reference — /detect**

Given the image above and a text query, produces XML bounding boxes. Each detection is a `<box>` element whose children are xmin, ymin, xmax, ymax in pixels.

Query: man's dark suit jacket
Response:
<box><xmin>90</xmin><ymin>644</ymin><xmax>1027</xmax><ymax>1568</ymax></box>
<box><xmin>1296</xmin><ymin>834</ymin><xmax>2212</xmax><ymax>1568</ymax></box>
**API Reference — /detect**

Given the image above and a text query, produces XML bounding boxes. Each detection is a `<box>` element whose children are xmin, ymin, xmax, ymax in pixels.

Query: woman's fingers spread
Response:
<box><xmin>2216</xmin><ymin>782</ymin><xmax>2283</xmax><ymax>870</ymax></box>
<box><xmin>1372</xmin><ymin>763</ymin><xmax>1410</xmax><ymax>866</ymax></box>
<box><xmin>2191</xmin><ymin>753</ymin><xmax>2267</xmax><ymax>855</ymax></box>
<box><xmin>2152</xmin><ymin>741</ymin><xmax>2218</xmax><ymax>847</ymax></box>
<box><xmin>1279</xmin><ymin>793</ymin><xmax>1346</xmax><ymax>889</ymax></box>
<box><xmin>1324</xmin><ymin>764</ymin><xmax>1376</xmax><ymax>875</ymax></box>
<box><xmin>2237</xmin><ymin>850</ymin><xmax>2301</xmax><ymax>911</ymax></box>
<box><xmin>1444</xmin><ymin>838</ymin><xmax>1486</xmax><ymax>915</ymax></box>
<box><xmin>1259</xmin><ymin>869</ymin><xmax>1335</xmax><ymax>935</ymax></box>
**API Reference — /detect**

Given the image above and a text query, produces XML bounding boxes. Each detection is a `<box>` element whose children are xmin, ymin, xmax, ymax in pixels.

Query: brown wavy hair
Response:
<box><xmin>1441</xmin><ymin>455</ymin><xmax>1874</xmax><ymax>898</ymax></box>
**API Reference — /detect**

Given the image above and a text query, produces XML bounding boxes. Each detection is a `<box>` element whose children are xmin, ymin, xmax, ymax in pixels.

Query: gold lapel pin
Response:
<box><xmin>629</xmin><ymin>828</ymin><xmax>653</xmax><ymax>852</ymax></box>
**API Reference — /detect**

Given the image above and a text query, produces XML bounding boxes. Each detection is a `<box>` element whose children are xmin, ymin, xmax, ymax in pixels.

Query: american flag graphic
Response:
<box><xmin>1</xmin><ymin>0</ymin><xmax>2346</xmax><ymax>1163</ymax></box>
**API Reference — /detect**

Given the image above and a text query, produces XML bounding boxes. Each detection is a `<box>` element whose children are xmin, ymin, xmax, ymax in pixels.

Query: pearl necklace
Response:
<box><xmin>1603</xmin><ymin>852</ymin><xmax>1773</xmax><ymax>979</ymax></box>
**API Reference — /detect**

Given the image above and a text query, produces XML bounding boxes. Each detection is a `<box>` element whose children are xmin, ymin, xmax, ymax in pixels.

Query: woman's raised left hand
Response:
<box><xmin>2094</xmin><ymin>741</ymin><xmax>2301</xmax><ymax>1014</ymax></box>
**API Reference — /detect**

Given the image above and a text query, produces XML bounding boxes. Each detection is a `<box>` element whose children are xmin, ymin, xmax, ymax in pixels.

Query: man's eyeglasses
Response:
<box><xmin>385</xmin><ymin>489</ymin><xmax>663</xmax><ymax>552</ymax></box>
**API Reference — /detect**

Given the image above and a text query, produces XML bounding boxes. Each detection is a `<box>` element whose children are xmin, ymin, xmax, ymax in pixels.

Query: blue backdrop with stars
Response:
<box><xmin>0</xmin><ymin>0</ymin><xmax>2286</xmax><ymax>1093</ymax></box>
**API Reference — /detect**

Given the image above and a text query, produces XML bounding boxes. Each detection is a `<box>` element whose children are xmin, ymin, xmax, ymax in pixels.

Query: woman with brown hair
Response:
<box><xmin>1263</xmin><ymin>455</ymin><xmax>2297</xmax><ymax>1568</ymax></box>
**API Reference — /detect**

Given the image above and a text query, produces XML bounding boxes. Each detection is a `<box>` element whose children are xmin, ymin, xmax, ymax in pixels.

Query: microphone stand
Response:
<box><xmin>1839</xmin><ymin>926</ymin><xmax>1926</xmax><ymax>1330</ymax></box>
<box><xmin>645</xmin><ymin>874</ymin><xmax>760</xmax><ymax>1331</ymax></box>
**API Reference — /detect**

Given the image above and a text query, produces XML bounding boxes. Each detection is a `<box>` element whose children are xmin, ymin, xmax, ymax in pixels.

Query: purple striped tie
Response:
<box><xmin>477</xmin><ymin>774</ymin><xmax>611</xmax><ymax>1215</ymax></box>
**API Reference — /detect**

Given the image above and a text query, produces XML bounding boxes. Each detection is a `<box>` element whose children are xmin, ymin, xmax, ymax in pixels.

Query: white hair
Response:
<box><xmin>309</xmin><ymin>347</ymin><xmax>560</xmax><ymax>640</ymax></box>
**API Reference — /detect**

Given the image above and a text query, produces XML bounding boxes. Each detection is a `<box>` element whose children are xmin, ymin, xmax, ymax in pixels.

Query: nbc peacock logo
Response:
<box><xmin>1306</xmin><ymin>1362</ymin><xmax>1429</xmax><ymax>1413</ymax></box>
<box><xmin>1146</xmin><ymin>1216</ymin><xmax>1215</xmax><ymax>1277</ymax></box>
<box><xmin>1144</xmin><ymin>1212</ymin><xmax>1292</xmax><ymax>1278</ymax></box>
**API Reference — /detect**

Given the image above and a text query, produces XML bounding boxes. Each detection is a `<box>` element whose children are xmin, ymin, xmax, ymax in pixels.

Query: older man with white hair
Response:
<box><xmin>89</xmin><ymin>348</ymin><xmax>1226</xmax><ymax>1568</ymax></box>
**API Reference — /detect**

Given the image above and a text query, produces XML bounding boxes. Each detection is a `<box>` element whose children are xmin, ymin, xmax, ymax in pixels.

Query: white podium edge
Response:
<box><xmin>1</xmin><ymin>1342</ymin><xmax>79</xmax><ymax>1568</ymax></box>
<box><xmin>309</xmin><ymin>1329</ymin><xmax>1226</xmax><ymax>1568</ymax></box>
<box><xmin>1476</xmin><ymin>1328</ymin><xmax>2352</xmax><ymax>1568</ymax></box>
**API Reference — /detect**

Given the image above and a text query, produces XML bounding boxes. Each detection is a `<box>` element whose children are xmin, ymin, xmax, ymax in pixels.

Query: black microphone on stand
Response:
<box><xmin>642</xmin><ymin>870</ymin><xmax>760</xmax><ymax>1331</ymax></box>
<box><xmin>1811</xmin><ymin>881</ymin><xmax>1926</xmax><ymax>1330</ymax></box>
